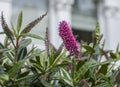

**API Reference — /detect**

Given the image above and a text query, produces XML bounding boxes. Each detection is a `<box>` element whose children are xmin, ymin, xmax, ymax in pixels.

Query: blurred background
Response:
<box><xmin>0</xmin><ymin>0</ymin><xmax>120</xmax><ymax>51</ymax></box>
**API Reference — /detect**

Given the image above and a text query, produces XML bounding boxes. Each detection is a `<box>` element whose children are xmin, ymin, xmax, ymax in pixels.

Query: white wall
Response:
<box><xmin>98</xmin><ymin>0</ymin><xmax>120</xmax><ymax>51</ymax></box>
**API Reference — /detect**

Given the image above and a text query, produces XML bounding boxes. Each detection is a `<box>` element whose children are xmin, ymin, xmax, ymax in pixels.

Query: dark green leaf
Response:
<box><xmin>110</xmin><ymin>52</ymin><xmax>117</xmax><ymax>59</ymax></box>
<box><xmin>19</xmin><ymin>71</ymin><xmax>29</xmax><ymax>78</ymax></box>
<box><xmin>18</xmin><ymin>47</ymin><xmax>27</xmax><ymax>60</ymax></box>
<box><xmin>98</xmin><ymin>64</ymin><xmax>108</xmax><ymax>75</ymax></box>
<box><xmin>76</xmin><ymin>60</ymin><xmax>85</xmax><ymax>71</ymax></box>
<box><xmin>83</xmin><ymin>45</ymin><xmax>95</xmax><ymax>54</ymax></box>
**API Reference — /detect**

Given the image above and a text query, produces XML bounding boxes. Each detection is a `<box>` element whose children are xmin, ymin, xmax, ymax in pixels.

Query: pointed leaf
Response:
<box><xmin>17</xmin><ymin>11</ymin><xmax>23</xmax><ymax>33</ymax></box>
<box><xmin>0</xmin><ymin>74</ymin><xmax>9</xmax><ymax>80</ymax></box>
<box><xmin>83</xmin><ymin>45</ymin><xmax>95</xmax><ymax>54</ymax></box>
<box><xmin>8</xmin><ymin>59</ymin><xmax>26</xmax><ymax>78</ymax></box>
<box><xmin>19</xmin><ymin>39</ymin><xmax>32</xmax><ymax>48</ymax></box>
<box><xmin>21</xmin><ymin>33</ymin><xmax>45</xmax><ymax>41</ymax></box>
<box><xmin>75</xmin><ymin>61</ymin><xmax>92</xmax><ymax>82</ymax></box>
<box><xmin>50</xmin><ymin>50</ymin><xmax>66</xmax><ymax>68</ymax></box>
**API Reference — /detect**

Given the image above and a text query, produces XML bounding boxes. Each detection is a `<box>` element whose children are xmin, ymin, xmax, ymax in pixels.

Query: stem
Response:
<box><xmin>9</xmin><ymin>37</ymin><xmax>16</xmax><ymax>48</ymax></box>
<box><xmin>72</xmin><ymin>58</ymin><xmax>76</xmax><ymax>87</ymax></box>
<box><xmin>14</xmin><ymin>36</ymin><xmax>20</xmax><ymax>63</ymax></box>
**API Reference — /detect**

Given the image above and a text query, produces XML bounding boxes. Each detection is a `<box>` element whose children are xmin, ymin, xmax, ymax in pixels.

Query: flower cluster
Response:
<box><xmin>59</xmin><ymin>20</ymin><xmax>81</xmax><ymax>58</ymax></box>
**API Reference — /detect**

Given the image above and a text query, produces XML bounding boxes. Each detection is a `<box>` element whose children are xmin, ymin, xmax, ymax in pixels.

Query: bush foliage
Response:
<box><xmin>0</xmin><ymin>11</ymin><xmax>120</xmax><ymax>87</ymax></box>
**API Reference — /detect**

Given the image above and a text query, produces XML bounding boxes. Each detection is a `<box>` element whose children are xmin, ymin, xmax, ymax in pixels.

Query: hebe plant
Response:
<box><xmin>0</xmin><ymin>11</ymin><xmax>120</xmax><ymax>87</ymax></box>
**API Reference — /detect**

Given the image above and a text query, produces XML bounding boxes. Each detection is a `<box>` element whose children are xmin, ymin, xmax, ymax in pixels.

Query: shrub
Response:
<box><xmin>0</xmin><ymin>11</ymin><xmax>120</xmax><ymax>87</ymax></box>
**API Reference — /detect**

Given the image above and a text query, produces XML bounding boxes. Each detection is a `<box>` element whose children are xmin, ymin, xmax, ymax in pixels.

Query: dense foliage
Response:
<box><xmin>0</xmin><ymin>11</ymin><xmax>120</xmax><ymax>87</ymax></box>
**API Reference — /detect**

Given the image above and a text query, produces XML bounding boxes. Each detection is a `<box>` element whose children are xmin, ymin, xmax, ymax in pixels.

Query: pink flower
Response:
<box><xmin>59</xmin><ymin>20</ymin><xmax>81</xmax><ymax>58</ymax></box>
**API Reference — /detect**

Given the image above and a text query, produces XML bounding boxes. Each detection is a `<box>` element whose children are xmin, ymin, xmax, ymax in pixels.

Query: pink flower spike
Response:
<box><xmin>59</xmin><ymin>20</ymin><xmax>81</xmax><ymax>58</ymax></box>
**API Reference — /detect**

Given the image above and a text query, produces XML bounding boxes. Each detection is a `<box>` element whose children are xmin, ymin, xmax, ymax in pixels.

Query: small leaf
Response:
<box><xmin>21</xmin><ymin>33</ymin><xmax>45</xmax><ymax>41</ymax></box>
<box><xmin>17</xmin><ymin>11</ymin><xmax>23</xmax><ymax>33</ymax></box>
<box><xmin>110</xmin><ymin>52</ymin><xmax>117</xmax><ymax>59</ymax></box>
<box><xmin>98</xmin><ymin>64</ymin><xmax>108</xmax><ymax>75</ymax></box>
<box><xmin>0</xmin><ymin>74</ymin><xmax>9</xmax><ymax>80</ymax></box>
<box><xmin>11</xmin><ymin>22</ymin><xmax>17</xmax><ymax>37</ymax></box>
<box><xmin>18</xmin><ymin>47</ymin><xmax>27</xmax><ymax>60</ymax></box>
<box><xmin>19</xmin><ymin>71</ymin><xmax>29</xmax><ymax>78</ymax></box>
<box><xmin>83</xmin><ymin>45</ymin><xmax>95</xmax><ymax>54</ymax></box>
<box><xmin>76</xmin><ymin>60</ymin><xmax>85</xmax><ymax>71</ymax></box>
<box><xmin>0</xmin><ymin>32</ymin><xmax>4</xmax><ymax>34</ymax></box>
<box><xmin>19</xmin><ymin>39</ymin><xmax>32</xmax><ymax>48</ymax></box>
<box><xmin>92</xmin><ymin>58</ymin><xmax>120</xmax><ymax>67</ymax></box>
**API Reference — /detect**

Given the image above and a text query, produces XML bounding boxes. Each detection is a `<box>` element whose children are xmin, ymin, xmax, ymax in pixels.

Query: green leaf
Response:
<box><xmin>18</xmin><ymin>48</ymin><xmax>27</xmax><ymax>60</ymax></box>
<box><xmin>17</xmin><ymin>75</ymin><xmax>35</xmax><ymax>82</ymax></box>
<box><xmin>98</xmin><ymin>64</ymin><xmax>108</xmax><ymax>75</ymax></box>
<box><xmin>0</xmin><ymin>32</ymin><xmax>4</xmax><ymax>34</ymax></box>
<box><xmin>19</xmin><ymin>39</ymin><xmax>32</xmax><ymax>48</ymax></box>
<box><xmin>21</xmin><ymin>33</ymin><xmax>45</xmax><ymax>41</ymax></box>
<box><xmin>17</xmin><ymin>11</ymin><xmax>23</xmax><ymax>33</ymax></box>
<box><xmin>83</xmin><ymin>45</ymin><xmax>95</xmax><ymax>54</ymax></box>
<box><xmin>0</xmin><ymin>74</ymin><xmax>9</xmax><ymax>80</ymax></box>
<box><xmin>99</xmin><ymin>74</ymin><xmax>113</xmax><ymax>87</ymax></box>
<box><xmin>8</xmin><ymin>59</ymin><xmax>26</xmax><ymax>78</ymax></box>
<box><xmin>93</xmin><ymin>83</ymin><xmax>110</xmax><ymax>87</ymax></box>
<box><xmin>49</xmin><ymin>50</ymin><xmax>66</xmax><ymax>69</ymax></box>
<box><xmin>54</xmin><ymin>68</ymin><xmax>73</xmax><ymax>86</ymax></box>
<box><xmin>41</xmin><ymin>79</ymin><xmax>54</xmax><ymax>87</ymax></box>
<box><xmin>110</xmin><ymin>52</ymin><xmax>117</xmax><ymax>59</ymax></box>
<box><xmin>11</xmin><ymin>22</ymin><xmax>17</xmax><ymax>37</ymax></box>
<box><xmin>92</xmin><ymin>58</ymin><xmax>120</xmax><ymax>67</ymax></box>
<box><xmin>76</xmin><ymin>60</ymin><xmax>85</xmax><ymax>71</ymax></box>
<box><xmin>30</xmin><ymin>59</ymin><xmax>44</xmax><ymax>72</ymax></box>
<box><xmin>0</xmin><ymin>48</ymin><xmax>12</xmax><ymax>52</ymax></box>
<box><xmin>75</xmin><ymin>61</ymin><xmax>92</xmax><ymax>82</ymax></box>
<box><xmin>19</xmin><ymin>71</ymin><xmax>29</xmax><ymax>78</ymax></box>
